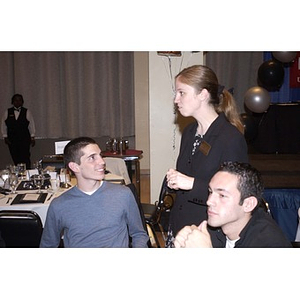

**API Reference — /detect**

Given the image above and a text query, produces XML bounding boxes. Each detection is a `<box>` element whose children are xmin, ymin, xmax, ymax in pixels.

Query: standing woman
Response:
<box><xmin>166</xmin><ymin>65</ymin><xmax>248</xmax><ymax>245</ymax></box>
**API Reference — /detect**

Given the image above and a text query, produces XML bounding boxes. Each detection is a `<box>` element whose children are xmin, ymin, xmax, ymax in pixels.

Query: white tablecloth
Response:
<box><xmin>0</xmin><ymin>173</ymin><xmax>125</xmax><ymax>227</ymax></box>
<box><xmin>0</xmin><ymin>185</ymin><xmax>73</xmax><ymax>226</ymax></box>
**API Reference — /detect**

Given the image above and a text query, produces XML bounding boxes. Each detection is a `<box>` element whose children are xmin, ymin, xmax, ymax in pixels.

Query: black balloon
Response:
<box><xmin>272</xmin><ymin>51</ymin><xmax>297</xmax><ymax>63</ymax></box>
<box><xmin>244</xmin><ymin>86</ymin><xmax>270</xmax><ymax>113</ymax></box>
<box><xmin>257</xmin><ymin>60</ymin><xmax>285</xmax><ymax>91</ymax></box>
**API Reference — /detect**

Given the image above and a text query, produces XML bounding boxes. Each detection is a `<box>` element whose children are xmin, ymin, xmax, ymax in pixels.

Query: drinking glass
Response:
<box><xmin>50</xmin><ymin>175</ymin><xmax>60</xmax><ymax>192</ymax></box>
<box><xmin>0</xmin><ymin>169</ymin><xmax>10</xmax><ymax>189</ymax></box>
<box><xmin>32</xmin><ymin>160</ymin><xmax>43</xmax><ymax>174</ymax></box>
<box><xmin>33</xmin><ymin>174</ymin><xmax>44</xmax><ymax>194</ymax></box>
<box><xmin>9</xmin><ymin>174</ymin><xmax>19</xmax><ymax>194</ymax></box>
<box><xmin>17</xmin><ymin>163</ymin><xmax>26</xmax><ymax>180</ymax></box>
<box><xmin>10</xmin><ymin>165</ymin><xmax>19</xmax><ymax>177</ymax></box>
<box><xmin>60</xmin><ymin>169</ymin><xmax>72</xmax><ymax>188</ymax></box>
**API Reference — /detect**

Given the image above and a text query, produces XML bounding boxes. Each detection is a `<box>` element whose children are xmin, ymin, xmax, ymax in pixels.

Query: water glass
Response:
<box><xmin>17</xmin><ymin>163</ymin><xmax>26</xmax><ymax>179</ymax></box>
<box><xmin>32</xmin><ymin>160</ymin><xmax>43</xmax><ymax>173</ymax></box>
<box><xmin>0</xmin><ymin>169</ymin><xmax>11</xmax><ymax>189</ymax></box>
<box><xmin>33</xmin><ymin>174</ymin><xmax>44</xmax><ymax>194</ymax></box>
<box><xmin>9</xmin><ymin>174</ymin><xmax>19</xmax><ymax>194</ymax></box>
<box><xmin>50</xmin><ymin>177</ymin><xmax>60</xmax><ymax>192</ymax></box>
<box><xmin>13</xmin><ymin>165</ymin><xmax>19</xmax><ymax>176</ymax></box>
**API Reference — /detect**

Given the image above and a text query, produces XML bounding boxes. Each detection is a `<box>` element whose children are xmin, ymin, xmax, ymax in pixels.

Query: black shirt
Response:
<box><xmin>210</xmin><ymin>208</ymin><xmax>292</xmax><ymax>248</ymax></box>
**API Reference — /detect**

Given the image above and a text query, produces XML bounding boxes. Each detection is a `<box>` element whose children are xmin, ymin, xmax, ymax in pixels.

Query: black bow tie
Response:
<box><xmin>14</xmin><ymin>107</ymin><xmax>21</xmax><ymax>112</ymax></box>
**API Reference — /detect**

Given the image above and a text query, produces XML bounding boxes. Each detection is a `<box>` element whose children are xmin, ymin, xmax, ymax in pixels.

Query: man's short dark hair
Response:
<box><xmin>218</xmin><ymin>161</ymin><xmax>264</xmax><ymax>209</ymax></box>
<box><xmin>64</xmin><ymin>137</ymin><xmax>97</xmax><ymax>168</ymax></box>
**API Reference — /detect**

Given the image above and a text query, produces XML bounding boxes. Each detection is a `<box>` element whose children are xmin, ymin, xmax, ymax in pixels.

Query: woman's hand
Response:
<box><xmin>166</xmin><ymin>168</ymin><xmax>194</xmax><ymax>190</ymax></box>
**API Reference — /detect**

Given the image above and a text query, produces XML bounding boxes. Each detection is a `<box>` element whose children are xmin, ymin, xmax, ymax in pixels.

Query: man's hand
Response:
<box><xmin>174</xmin><ymin>221</ymin><xmax>213</xmax><ymax>248</ymax></box>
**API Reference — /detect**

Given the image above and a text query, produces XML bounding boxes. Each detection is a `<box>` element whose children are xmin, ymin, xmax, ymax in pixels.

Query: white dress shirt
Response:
<box><xmin>1</xmin><ymin>107</ymin><xmax>36</xmax><ymax>138</ymax></box>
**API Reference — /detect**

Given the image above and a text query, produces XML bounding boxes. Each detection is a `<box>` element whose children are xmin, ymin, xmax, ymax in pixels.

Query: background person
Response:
<box><xmin>166</xmin><ymin>65</ymin><xmax>248</xmax><ymax>245</ymax></box>
<box><xmin>1</xmin><ymin>94</ymin><xmax>35</xmax><ymax>169</ymax></box>
<box><xmin>40</xmin><ymin>137</ymin><xmax>149</xmax><ymax>248</ymax></box>
<box><xmin>174</xmin><ymin>161</ymin><xmax>291</xmax><ymax>248</ymax></box>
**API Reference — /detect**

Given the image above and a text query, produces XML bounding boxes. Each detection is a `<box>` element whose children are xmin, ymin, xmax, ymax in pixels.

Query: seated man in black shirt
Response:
<box><xmin>174</xmin><ymin>161</ymin><xmax>291</xmax><ymax>248</ymax></box>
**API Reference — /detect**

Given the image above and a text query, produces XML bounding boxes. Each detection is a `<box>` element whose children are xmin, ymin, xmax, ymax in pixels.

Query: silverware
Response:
<box><xmin>6</xmin><ymin>197</ymin><xmax>12</xmax><ymax>204</ymax></box>
<box><xmin>47</xmin><ymin>194</ymin><xmax>53</xmax><ymax>201</ymax></box>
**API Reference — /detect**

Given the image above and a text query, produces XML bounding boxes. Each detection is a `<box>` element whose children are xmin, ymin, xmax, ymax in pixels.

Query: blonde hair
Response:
<box><xmin>176</xmin><ymin>65</ymin><xmax>244</xmax><ymax>134</ymax></box>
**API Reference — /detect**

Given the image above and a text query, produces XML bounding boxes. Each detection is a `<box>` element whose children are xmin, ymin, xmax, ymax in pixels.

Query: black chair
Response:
<box><xmin>0</xmin><ymin>210</ymin><xmax>43</xmax><ymax>247</ymax></box>
<box><xmin>261</xmin><ymin>198</ymin><xmax>271</xmax><ymax>214</ymax></box>
<box><xmin>141</xmin><ymin>177</ymin><xmax>174</xmax><ymax>247</ymax></box>
<box><xmin>126</xmin><ymin>183</ymin><xmax>151</xmax><ymax>248</ymax></box>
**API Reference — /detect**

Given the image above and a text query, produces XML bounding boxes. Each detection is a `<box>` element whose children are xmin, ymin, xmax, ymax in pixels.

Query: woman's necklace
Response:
<box><xmin>192</xmin><ymin>133</ymin><xmax>204</xmax><ymax>155</ymax></box>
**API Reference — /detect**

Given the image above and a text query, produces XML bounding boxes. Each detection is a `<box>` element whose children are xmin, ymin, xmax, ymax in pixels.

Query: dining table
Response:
<box><xmin>0</xmin><ymin>172</ymin><xmax>125</xmax><ymax>227</ymax></box>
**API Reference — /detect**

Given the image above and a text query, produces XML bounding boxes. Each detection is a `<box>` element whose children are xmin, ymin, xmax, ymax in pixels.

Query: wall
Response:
<box><xmin>1</xmin><ymin>51</ymin><xmax>203</xmax><ymax>205</ymax></box>
<box><xmin>0</xmin><ymin>136</ymin><xmax>124</xmax><ymax>169</ymax></box>
<box><xmin>148</xmin><ymin>51</ymin><xmax>204</xmax><ymax>203</ymax></box>
<box><xmin>134</xmin><ymin>52</ymin><xmax>150</xmax><ymax>173</ymax></box>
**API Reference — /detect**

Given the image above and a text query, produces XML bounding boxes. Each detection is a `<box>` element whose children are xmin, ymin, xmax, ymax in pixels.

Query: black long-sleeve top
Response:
<box><xmin>169</xmin><ymin>113</ymin><xmax>249</xmax><ymax>235</ymax></box>
<box><xmin>210</xmin><ymin>208</ymin><xmax>292</xmax><ymax>248</ymax></box>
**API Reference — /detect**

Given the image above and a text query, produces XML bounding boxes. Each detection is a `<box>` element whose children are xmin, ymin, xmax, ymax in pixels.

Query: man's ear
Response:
<box><xmin>243</xmin><ymin>196</ymin><xmax>258</xmax><ymax>213</ymax></box>
<box><xmin>68</xmin><ymin>162</ymin><xmax>79</xmax><ymax>174</ymax></box>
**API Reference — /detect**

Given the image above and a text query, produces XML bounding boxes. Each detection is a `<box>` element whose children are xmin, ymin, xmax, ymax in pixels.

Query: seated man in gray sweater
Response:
<box><xmin>174</xmin><ymin>161</ymin><xmax>291</xmax><ymax>248</ymax></box>
<box><xmin>40</xmin><ymin>137</ymin><xmax>149</xmax><ymax>248</ymax></box>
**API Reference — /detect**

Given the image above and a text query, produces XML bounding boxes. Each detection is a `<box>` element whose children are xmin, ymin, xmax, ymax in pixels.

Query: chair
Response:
<box><xmin>261</xmin><ymin>198</ymin><xmax>271</xmax><ymax>214</ymax></box>
<box><xmin>103</xmin><ymin>157</ymin><xmax>131</xmax><ymax>185</ymax></box>
<box><xmin>141</xmin><ymin>177</ymin><xmax>174</xmax><ymax>247</ymax></box>
<box><xmin>292</xmin><ymin>208</ymin><xmax>300</xmax><ymax>247</ymax></box>
<box><xmin>0</xmin><ymin>210</ymin><xmax>43</xmax><ymax>247</ymax></box>
<box><xmin>295</xmin><ymin>207</ymin><xmax>300</xmax><ymax>241</ymax></box>
<box><xmin>126</xmin><ymin>183</ymin><xmax>151</xmax><ymax>248</ymax></box>
<box><xmin>41</xmin><ymin>154</ymin><xmax>65</xmax><ymax>172</ymax></box>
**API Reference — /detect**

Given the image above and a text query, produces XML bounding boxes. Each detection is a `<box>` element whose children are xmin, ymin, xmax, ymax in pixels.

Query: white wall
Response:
<box><xmin>148</xmin><ymin>51</ymin><xmax>204</xmax><ymax>203</ymax></box>
<box><xmin>134</xmin><ymin>52</ymin><xmax>150</xmax><ymax>173</ymax></box>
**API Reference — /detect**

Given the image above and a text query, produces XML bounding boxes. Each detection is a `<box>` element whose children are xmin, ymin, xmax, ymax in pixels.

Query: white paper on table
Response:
<box><xmin>22</xmin><ymin>194</ymin><xmax>40</xmax><ymax>201</ymax></box>
<box><xmin>55</xmin><ymin>141</ymin><xmax>70</xmax><ymax>154</ymax></box>
<box><xmin>26</xmin><ymin>169</ymin><xmax>39</xmax><ymax>179</ymax></box>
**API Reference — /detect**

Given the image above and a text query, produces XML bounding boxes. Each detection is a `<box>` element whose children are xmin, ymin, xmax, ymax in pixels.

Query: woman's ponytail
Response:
<box><xmin>216</xmin><ymin>90</ymin><xmax>244</xmax><ymax>134</ymax></box>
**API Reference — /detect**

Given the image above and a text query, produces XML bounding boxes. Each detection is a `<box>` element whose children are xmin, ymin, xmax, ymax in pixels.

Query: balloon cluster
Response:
<box><xmin>244</xmin><ymin>52</ymin><xmax>297</xmax><ymax>114</ymax></box>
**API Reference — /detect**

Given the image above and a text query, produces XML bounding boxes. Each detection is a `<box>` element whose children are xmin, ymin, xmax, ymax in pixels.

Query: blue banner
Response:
<box><xmin>264</xmin><ymin>52</ymin><xmax>300</xmax><ymax>103</ymax></box>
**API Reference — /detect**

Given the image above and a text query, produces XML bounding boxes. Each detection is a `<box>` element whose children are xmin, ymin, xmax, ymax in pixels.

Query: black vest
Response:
<box><xmin>5</xmin><ymin>107</ymin><xmax>30</xmax><ymax>140</ymax></box>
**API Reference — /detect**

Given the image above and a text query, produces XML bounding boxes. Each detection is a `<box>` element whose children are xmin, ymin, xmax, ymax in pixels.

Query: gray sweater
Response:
<box><xmin>40</xmin><ymin>182</ymin><xmax>149</xmax><ymax>248</ymax></box>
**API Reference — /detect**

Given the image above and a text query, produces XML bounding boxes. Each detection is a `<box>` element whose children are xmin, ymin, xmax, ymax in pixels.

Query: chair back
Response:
<box><xmin>126</xmin><ymin>183</ymin><xmax>147</xmax><ymax>231</ymax></box>
<box><xmin>0</xmin><ymin>210</ymin><xmax>43</xmax><ymax>248</ymax></box>
<box><xmin>126</xmin><ymin>183</ymin><xmax>151</xmax><ymax>247</ymax></box>
<box><xmin>104</xmin><ymin>157</ymin><xmax>131</xmax><ymax>185</ymax></box>
<box><xmin>155</xmin><ymin>177</ymin><xmax>174</xmax><ymax>220</ymax></box>
<box><xmin>295</xmin><ymin>207</ymin><xmax>300</xmax><ymax>242</ymax></box>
